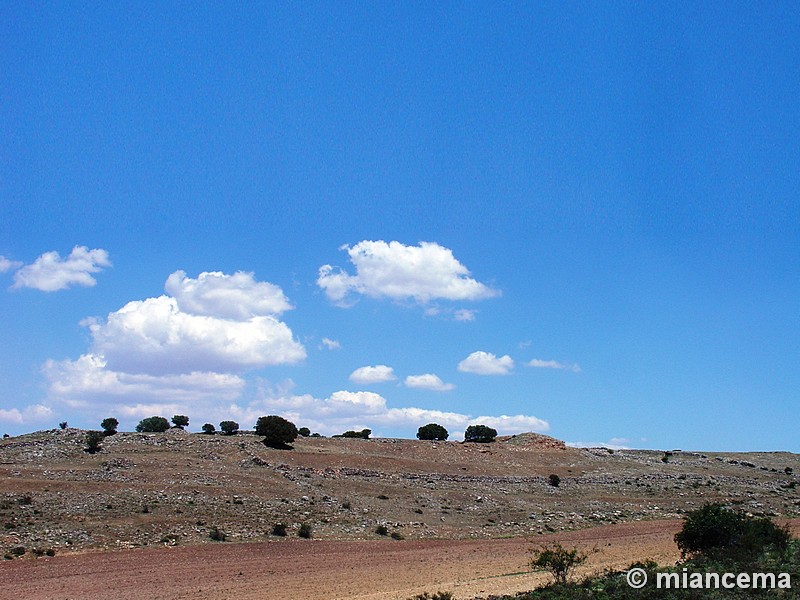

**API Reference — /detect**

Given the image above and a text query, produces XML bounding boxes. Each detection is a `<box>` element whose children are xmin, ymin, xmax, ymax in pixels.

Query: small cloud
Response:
<box><xmin>12</xmin><ymin>246</ymin><xmax>111</xmax><ymax>292</ymax></box>
<box><xmin>0</xmin><ymin>256</ymin><xmax>23</xmax><ymax>274</ymax></box>
<box><xmin>528</xmin><ymin>359</ymin><xmax>581</xmax><ymax>373</ymax></box>
<box><xmin>457</xmin><ymin>351</ymin><xmax>514</xmax><ymax>375</ymax></box>
<box><xmin>453</xmin><ymin>309</ymin><xmax>477</xmax><ymax>322</ymax></box>
<box><xmin>0</xmin><ymin>404</ymin><xmax>54</xmax><ymax>424</ymax></box>
<box><xmin>404</xmin><ymin>373</ymin><xmax>455</xmax><ymax>392</ymax></box>
<box><xmin>348</xmin><ymin>365</ymin><xmax>396</xmax><ymax>384</ymax></box>
<box><xmin>321</xmin><ymin>338</ymin><xmax>341</xmax><ymax>350</ymax></box>
<box><xmin>518</xmin><ymin>340</ymin><xmax>532</xmax><ymax>349</ymax></box>
<box><xmin>317</xmin><ymin>240</ymin><xmax>500</xmax><ymax>307</ymax></box>
<box><xmin>567</xmin><ymin>439</ymin><xmax>632</xmax><ymax>450</ymax></box>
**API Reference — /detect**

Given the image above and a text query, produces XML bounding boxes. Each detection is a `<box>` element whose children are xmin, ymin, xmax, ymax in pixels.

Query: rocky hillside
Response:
<box><xmin>1</xmin><ymin>429</ymin><xmax>798</xmax><ymax>557</ymax></box>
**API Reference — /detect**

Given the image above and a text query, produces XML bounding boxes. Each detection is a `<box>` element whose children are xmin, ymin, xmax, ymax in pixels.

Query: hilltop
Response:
<box><xmin>2</xmin><ymin>428</ymin><xmax>798</xmax><ymax>554</ymax></box>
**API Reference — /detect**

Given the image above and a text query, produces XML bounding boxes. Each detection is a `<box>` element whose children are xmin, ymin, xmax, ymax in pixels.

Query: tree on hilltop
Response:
<box><xmin>417</xmin><ymin>423</ymin><xmax>449</xmax><ymax>441</ymax></box>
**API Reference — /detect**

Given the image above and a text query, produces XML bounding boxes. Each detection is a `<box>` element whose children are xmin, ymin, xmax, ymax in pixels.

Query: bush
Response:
<box><xmin>271</xmin><ymin>523</ymin><xmax>287</xmax><ymax>537</ymax></box>
<box><xmin>548</xmin><ymin>474</ymin><xmax>561</xmax><ymax>487</ymax></box>
<box><xmin>530</xmin><ymin>543</ymin><xmax>588</xmax><ymax>585</ymax></box>
<box><xmin>298</xmin><ymin>427</ymin><xmax>311</xmax><ymax>437</ymax></box>
<box><xmin>85</xmin><ymin>430</ymin><xmax>104</xmax><ymax>454</ymax></box>
<box><xmin>201</xmin><ymin>423</ymin><xmax>216</xmax><ymax>435</ymax></box>
<box><xmin>675</xmin><ymin>502</ymin><xmax>791</xmax><ymax>563</ymax></box>
<box><xmin>375</xmin><ymin>524</ymin><xmax>389</xmax><ymax>536</ymax></box>
<box><xmin>391</xmin><ymin>531</ymin><xmax>404</xmax><ymax>540</ymax></box>
<box><xmin>220</xmin><ymin>420</ymin><xmax>239</xmax><ymax>435</ymax></box>
<box><xmin>172</xmin><ymin>415</ymin><xmax>189</xmax><ymax>429</ymax></box>
<box><xmin>417</xmin><ymin>423</ymin><xmax>449</xmax><ymax>441</ymax></box>
<box><xmin>209</xmin><ymin>526</ymin><xmax>226</xmax><ymax>542</ymax></box>
<box><xmin>407</xmin><ymin>592</ymin><xmax>454</xmax><ymax>600</ymax></box>
<box><xmin>101</xmin><ymin>417</ymin><xmax>118</xmax><ymax>436</ymax></box>
<box><xmin>298</xmin><ymin>523</ymin><xmax>312</xmax><ymax>538</ymax></box>
<box><xmin>256</xmin><ymin>415</ymin><xmax>298</xmax><ymax>448</ymax></box>
<box><xmin>136</xmin><ymin>416</ymin><xmax>170</xmax><ymax>433</ymax></box>
<box><xmin>59</xmin><ymin>421</ymin><xmax>68</xmax><ymax>430</ymax></box>
<box><xmin>464</xmin><ymin>424</ymin><xmax>497</xmax><ymax>443</ymax></box>
<box><xmin>338</xmin><ymin>428</ymin><xmax>371</xmax><ymax>439</ymax></box>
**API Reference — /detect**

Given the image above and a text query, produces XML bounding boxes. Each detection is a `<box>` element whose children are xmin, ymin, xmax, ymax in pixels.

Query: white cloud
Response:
<box><xmin>528</xmin><ymin>358</ymin><xmax>581</xmax><ymax>373</ymax></box>
<box><xmin>404</xmin><ymin>373</ymin><xmax>455</xmax><ymax>392</ymax></box>
<box><xmin>317</xmin><ymin>240</ymin><xmax>500</xmax><ymax>306</ymax></box>
<box><xmin>0</xmin><ymin>404</ymin><xmax>54</xmax><ymax>424</ymax></box>
<box><xmin>12</xmin><ymin>246</ymin><xmax>111</xmax><ymax>292</ymax></box>
<box><xmin>321</xmin><ymin>338</ymin><xmax>341</xmax><ymax>350</ymax></box>
<box><xmin>567</xmin><ymin>440</ymin><xmax>632</xmax><ymax>450</ymax></box>
<box><xmin>165</xmin><ymin>270</ymin><xmax>292</xmax><ymax>320</ymax></box>
<box><xmin>349</xmin><ymin>365</ymin><xmax>396</xmax><ymax>384</ymax></box>
<box><xmin>43</xmin><ymin>270</ymin><xmax>305</xmax><ymax>420</ymax></box>
<box><xmin>0</xmin><ymin>256</ymin><xmax>22</xmax><ymax>273</ymax></box>
<box><xmin>453</xmin><ymin>309</ymin><xmax>477</xmax><ymax>322</ymax></box>
<box><xmin>457</xmin><ymin>351</ymin><xmax>514</xmax><ymax>375</ymax></box>
<box><xmin>224</xmin><ymin>387</ymin><xmax>549</xmax><ymax>439</ymax></box>
<box><xmin>72</xmin><ymin>270</ymin><xmax>305</xmax><ymax>377</ymax></box>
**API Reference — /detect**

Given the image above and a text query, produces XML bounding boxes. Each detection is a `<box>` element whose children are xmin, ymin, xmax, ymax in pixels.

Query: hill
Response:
<box><xmin>2</xmin><ymin>428</ymin><xmax>798</xmax><ymax>555</ymax></box>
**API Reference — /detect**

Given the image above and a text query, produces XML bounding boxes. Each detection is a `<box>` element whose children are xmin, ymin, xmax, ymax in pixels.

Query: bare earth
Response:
<box><xmin>1</xmin><ymin>520</ymin><xmax>687</xmax><ymax>600</ymax></box>
<box><xmin>2</xmin><ymin>429</ymin><xmax>798</xmax><ymax>598</ymax></box>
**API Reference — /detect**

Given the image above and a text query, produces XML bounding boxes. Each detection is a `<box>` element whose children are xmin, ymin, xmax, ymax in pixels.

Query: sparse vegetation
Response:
<box><xmin>407</xmin><ymin>592</ymin><xmax>454</xmax><ymax>600</ymax></box>
<box><xmin>530</xmin><ymin>542</ymin><xmax>588</xmax><ymax>585</ymax></box>
<box><xmin>337</xmin><ymin>428</ymin><xmax>372</xmax><ymax>439</ymax></box>
<box><xmin>136</xmin><ymin>416</ymin><xmax>170</xmax><ymax>433</ymax></box>
<box><xmin>464</xmin><ymin>424</ymin><xmax>497</xmax><ymax>443</ymax></box>
<box><xmin>256</xmin><ymin>415</ymin><xmax>298</xmax><ymax>448</ymax></box>
<box><xmin>298</xmin><ymin>522</ymin><xmax>312</xmax><ymax>538</ymax></box>
<box><xmin>85</xmin><ymin>430</ymin><xmax>104</xmax><ymax>454</ymax></box>
<box><xmin>220</xmin><ymin>420</ymin><xmax>239</xmax><ymax>435</ymax></box>
<box><xmin>101</xmin><ymin>417</ymin><xmax>118</xmax><ymax>436</ymax></box>
<box><xmin>417</xmin><ymin>423</ymin><xmax>449</xmax><ymax>441</ymax></box>
<box><xmin>208</xmin><ymin>526</ymin><xmax>226</xmax><ymax>542</ymax></box>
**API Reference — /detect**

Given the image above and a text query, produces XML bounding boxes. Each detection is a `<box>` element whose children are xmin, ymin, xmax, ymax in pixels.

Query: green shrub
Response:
<box><xmin>675</xmin><ymin>502</ymin><xmax>791</xmax><ymax>563</ymax></box>
<box><xmin>136</xmin><ymin>416</ymin><xmax>170</xmax><ymax>433</ymax></box>
<box><xmin>375</xmin><ymin>524</ymin><xmax>389</xmax><ymax>536</ymax></box>
<box><xmin>298</xmin><ymin>523</ymin><xmax>312</xmax><ymax>538</ymax></box>
<box><xmin>417</xmin><ymin>423</ymin><xmax>449</xmax><ymax>441</ymax></box>
<box><xmin>407</xmin><ymin>592</ymin><xmax>454</xmax><ymax>600</ymax></box>
<box><xmin>201</xmin><ymin>423</ymin><xmax>216</xmax><ymax>434</ymax></box>
<box><xmin>172</xmin><ymin>415</ymin><xmax>189</xmax><ymax>429</ymax></box>
<box><xmin>271</xmin><ymin>522</ymin><xmax>287</xmax><ymax>536</ymax></box>
<box><xmin>220</xmin><ymin>420</ymin><xmax>239</xmax><ymax>435</ymax></box>
<box><xmin>391</xmin><ymin>531</ymin><xmax>404</xmax><ymax>540</ymax></box>
<box><xmin>338</xmin><ymin>429</ymin><xmax>371</xmax><ymax>439</ymax></box>
<box><xmin>209</xmin><ymin>526</ymin><xmax>226</xmax><ymax>541</ymax></box>
<box><xmin>464</xmin><ymin>424</ymin><xmax>497</xmax><ymax>443</ymax></box>
<box><xmin>548</xmin><ymin>474</ymin><xmax>561</xmax><ymax>487</ymax></box>
<box><xmin>85</xmin><ymin>430</ymin><xmax>104</xmax><ymax>454</ymax></box>
<box><xmin>298</xmin><ymin>427</ymin><xmax>311</xmax><ymax>437</ymax></box>
<box><xmin>255</xmin><ymin>415</ymin><xmax>298</xmax><ymax>448</ymax></box>
<box><xmin>101</xmin><ymin>417</ymin><xmax>118</xmax><ymax>436</ymax></box>
<box><xmin>530</xmin><ymin>543</ymin><xmax>588</xmax><ymax>585</ymax></box>
<box><xmin>59</xmin><ymin>421</ymin><xmax>68</xmax><ymax>430</ymax></box>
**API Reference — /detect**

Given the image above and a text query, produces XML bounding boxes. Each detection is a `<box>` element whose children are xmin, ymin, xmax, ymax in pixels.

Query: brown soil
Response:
<box><xmin>1</xmin><ymin>429</ymin><xmax>798</xmax><ymax>598</ymax></box>
<box><xmin>0</xmin><ymin>520</ymin><xmax>686</xmax><ymax>599</ymax></box>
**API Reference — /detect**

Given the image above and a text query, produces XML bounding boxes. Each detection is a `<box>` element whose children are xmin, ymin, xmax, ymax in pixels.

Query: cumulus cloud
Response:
<box><xmin>457</xmin><ymin>351</ymin><xmax>514</xmax><ymax>375</ymax></box>
<box><xmin>349</xmin><ymin>365</ymin><xmax>396</xmax><ymax>384</ymax></box>
<box><xmin>0</xmin><ymin>404</ymin><xmax>53</xmax><ymax>424</ymax></box>
<box><xmin>44</xmin><ymin>270</ymin><xmax>305</xmax><ymax>418</ymax></box>
<box><xmin>86</xmin><ymin>295</ymin><xmax>305</xmax><ymax>375</ymax></box>
<box><xmin>317</xmin><ymin>240</ymin><xmax>500</xmax><ymax>306</ymax></box>
<box><xmin>224</xmin><ymin>387</ymin><xmax>549</xmax><ymax>439</ymax></box>
<box><xmin>0</xmin><ymin>256</ymin><xmax>22</xmax><ymax>273</ymax></box>
<box><xmin>12</xmin><ymin>246</ymin><xmax>111</xmax><ymax>291</ymax></box>
<box><xmin>165</xmin><ymin>270</ymin><xmax>292</xmax><ymax>319</ymax></box>
<box><xmin>404</xmin><ymin>373</ymin><xmax>455</xmax><ymax>392</ymax></box>
<box><xmin>528</xmin><ymin>359</ymin><xmax>581</xmax><ymax>373</ymax></box>
<box><xmin>321</xmin><ymin>337</ymin><xmax>341</xmax><ymax>350</ymax></box>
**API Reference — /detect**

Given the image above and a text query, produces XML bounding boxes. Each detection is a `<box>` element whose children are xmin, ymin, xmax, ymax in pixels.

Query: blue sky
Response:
<box><xmin>1</xmin><ymin>3</ymin><xmax>798</xmax><ymax>450</ymax></box>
